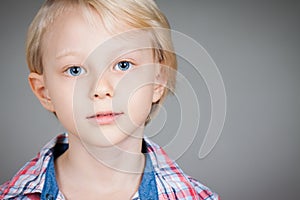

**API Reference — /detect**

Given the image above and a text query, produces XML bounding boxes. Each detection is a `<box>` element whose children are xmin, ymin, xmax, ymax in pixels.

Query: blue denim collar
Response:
<box><xmin>41</xmin><ymin>156</ymin><xmax>58</xmax><ymax>200</ymax></box>
<box><xmin>138</xmin><ymin>153</ymin><xmax>159</xmax><ymax>200</ymax></box>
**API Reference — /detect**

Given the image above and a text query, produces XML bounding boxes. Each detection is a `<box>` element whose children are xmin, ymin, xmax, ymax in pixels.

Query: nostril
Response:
<box><xmin>92</xmin><ymin>89</ymin><xmax>113</xmax><ymax>99</ymax></box>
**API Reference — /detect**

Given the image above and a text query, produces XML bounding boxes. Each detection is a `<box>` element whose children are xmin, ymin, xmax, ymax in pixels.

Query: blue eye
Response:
<box><xmin>66</xmin><ymin>66</ymin><xmax>86</xmax><ymax>76</ymax></box>
<box><xmin>114</xmin><ymin>61</ymin><xmax>133</xmax><ymax>71</ymax></box>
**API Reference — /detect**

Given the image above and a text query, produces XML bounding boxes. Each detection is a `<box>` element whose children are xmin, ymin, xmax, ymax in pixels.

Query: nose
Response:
<box><xmin>90</xmin><ymin>75</ymin><xmax>114</xmax><ymax>100</ymax></box>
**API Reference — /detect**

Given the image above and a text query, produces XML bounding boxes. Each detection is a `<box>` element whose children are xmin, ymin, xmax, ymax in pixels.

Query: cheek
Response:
<box><xmin>49</xmin><ymin>81</ymin><xmax>73</xmax><ymax>110</ymax></box>
<box><xmin>127</xmin><ymin>85</ymin><xmax>154</xmax><ymax>126</ymax></box>
<box><xmin>46</xmin><ymin>79</ymin><xmax>78</xmax><ymax>132</ymax></box>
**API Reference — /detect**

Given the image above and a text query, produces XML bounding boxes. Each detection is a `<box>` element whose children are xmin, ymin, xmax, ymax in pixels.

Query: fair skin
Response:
<box><xmin>28</xmin><ymin>7</ymin><xmax>165</xmax><ymax>200</ymax></box>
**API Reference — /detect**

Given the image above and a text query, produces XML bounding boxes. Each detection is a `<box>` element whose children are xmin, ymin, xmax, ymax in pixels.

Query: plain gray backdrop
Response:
<box><xmin>0</xmin><ymin>0</ymin><xmax>299</xmax><ymax>199</ymax></box>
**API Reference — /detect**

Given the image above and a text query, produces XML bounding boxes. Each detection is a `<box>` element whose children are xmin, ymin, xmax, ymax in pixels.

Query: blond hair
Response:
<box><xmin>26</xmin><ymin>0</ymin><xmax>177</xmax><ymax>123</ymax></box>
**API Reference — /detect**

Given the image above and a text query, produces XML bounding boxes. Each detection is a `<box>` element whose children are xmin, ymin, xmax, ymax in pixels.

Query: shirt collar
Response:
<box><xmin>42</xmin><ymin>134</ymin><xmax>158</xmax><ymax>200</ymax></box>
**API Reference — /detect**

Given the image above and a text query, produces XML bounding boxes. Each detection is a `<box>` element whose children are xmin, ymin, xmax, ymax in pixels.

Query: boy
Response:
<box><xmin>0</xmin><ymin>0</ymin><xmax>219</xmax><ymax>199</ymax></box>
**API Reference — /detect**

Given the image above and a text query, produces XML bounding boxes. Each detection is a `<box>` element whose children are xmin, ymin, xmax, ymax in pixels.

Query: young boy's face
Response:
<box><xmin>29</xmin><ymin>8</ymin><xmax>165</xmax><ymax>147</ymax></box>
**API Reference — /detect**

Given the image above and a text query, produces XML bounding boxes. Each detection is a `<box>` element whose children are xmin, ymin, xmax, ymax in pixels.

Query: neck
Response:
<box><xmin>54</xmin><ymin>130</ymin><xmax>146</xmax><ymax>193</ymax></box>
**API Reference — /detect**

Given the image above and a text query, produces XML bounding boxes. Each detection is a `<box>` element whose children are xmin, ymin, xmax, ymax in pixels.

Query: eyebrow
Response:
<box><xmin>55</xmin><ymin>49</ymin><xmax>83</xmax><ymax>59</ymax></box>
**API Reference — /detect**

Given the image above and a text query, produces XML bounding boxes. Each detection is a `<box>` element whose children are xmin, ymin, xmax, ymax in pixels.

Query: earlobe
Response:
<box><xmin>28</xmin><ymin>73</ymin><xmax>55</xmax><ymax>112</ymax></box>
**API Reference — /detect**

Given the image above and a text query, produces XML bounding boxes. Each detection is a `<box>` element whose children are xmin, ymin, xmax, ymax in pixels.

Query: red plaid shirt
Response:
<box><xmin>0</xmin><ymin>133</ymin><xmax>219</xmax><ymax>199</ymax></box>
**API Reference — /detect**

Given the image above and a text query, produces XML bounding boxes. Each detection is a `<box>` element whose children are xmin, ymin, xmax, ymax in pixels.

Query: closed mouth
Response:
<box><xmin>87</xmin><ymin>112</ymin><xmax>123</xmax><ymax>119</ymax></box>
<box><xmin>86</xmin><ymin>112</ymin><xmax>124</xmax><ymax>125</ymax></box>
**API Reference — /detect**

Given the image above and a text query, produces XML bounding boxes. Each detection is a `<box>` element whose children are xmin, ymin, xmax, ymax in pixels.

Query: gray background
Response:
<box><xmin>0</xmin><ymin>0</ymin><xmax>299</xmax><ymax>199</ymax></box>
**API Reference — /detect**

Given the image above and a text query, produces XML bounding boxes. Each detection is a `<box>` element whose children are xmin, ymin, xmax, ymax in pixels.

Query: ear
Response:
<box><xmin>152</xmin><ymin>66</ymin><xmax>167</xmax><ymax>103</ymax></box>
<box><xmin>28</xmin><ymin>73</ymin><xmax>55</xmax><ymax>112</ymax></box>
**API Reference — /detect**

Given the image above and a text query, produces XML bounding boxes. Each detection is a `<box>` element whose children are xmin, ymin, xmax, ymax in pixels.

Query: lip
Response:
<box><xmin>86</xmin><ymin>112</ymin><xmax>124</xmax><ymax>125</ymax></box>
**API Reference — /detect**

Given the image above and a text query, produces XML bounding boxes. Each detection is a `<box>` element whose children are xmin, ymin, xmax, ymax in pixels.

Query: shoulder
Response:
<box><xmin>0</xmin><ymin>153</ymin><xmax>47</xmax><ymax>199</ymax></box>
<box><xmin>0</xmin><ymin>133</ymin><xmax>67</xmax><ymax>199</ymax></box>
<box><xmin>144</xmin><ymin>138</ymin><xmax>220</xmax><ymax>200</ymax></box>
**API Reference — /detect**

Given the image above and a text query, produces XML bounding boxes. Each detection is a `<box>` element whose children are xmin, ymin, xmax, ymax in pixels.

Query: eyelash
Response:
<box><xmin>63</xmin><ymin>60</ymin><xmax>134</xmax><ymax>76</ymax></box>
<box><xmin>113</xmin><ymin>60</ymin><xmax>135</xmax><ymax>72</ymax></box>
<box><xmin>64</xmin><ymin>66</ymin><xmax>86</xmax><ymax>77</ymax></box>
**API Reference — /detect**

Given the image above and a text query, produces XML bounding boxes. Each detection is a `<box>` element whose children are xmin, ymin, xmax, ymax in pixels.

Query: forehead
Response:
<box><xmin>42</xmin><ymin>7</ymin><xmax>154</xmax><ymax>61</ymax></box>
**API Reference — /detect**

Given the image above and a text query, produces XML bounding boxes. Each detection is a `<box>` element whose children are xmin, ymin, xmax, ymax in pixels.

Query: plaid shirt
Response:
<box><xmin>0</xmin><ymin>133</ymin><xmax>219</xmax><ymax>200</ymax></box>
